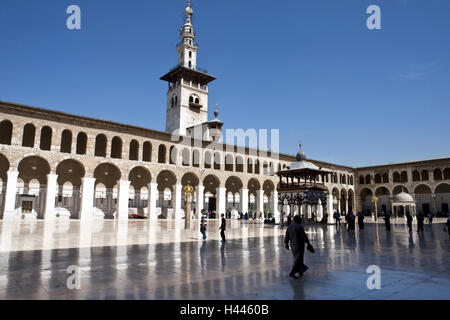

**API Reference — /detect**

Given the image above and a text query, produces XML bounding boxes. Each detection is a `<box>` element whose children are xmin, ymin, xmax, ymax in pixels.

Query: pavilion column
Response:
<box><xmin>3</xmin><ymin>171</ymin><xmax>19</xmax><ymax>219</ymax></box>
<box><xmin>195</xmin><ymin>185</ymin><xmax>204</xmax><ymax>218</ymax></box>
<box><xmin>240</xmin><ymin>188</ymin><xmax>248</xmax><ymax>214</ymax></box>
<box><xmin>173</xmin><ymin>184</ymin><xmax>183</xmax><ymax>220</ymax></box>
<box><xmin>43</xmin><ymin>174</ymin><xmax>58</xmax><ymax>220</ymax></box>
<box><xmin>256</xmin><ymin>190</ymin><xmax>264</xmax><ymax>217</ymax></box>
<box><xmin>148</xmin><ymin>183</ymin><xmax>158</xmax><ymax>221</ymax></box>
<box><xmin>116</xmin><ymin>180</ymin><xmax>130</xmax><ymax>220</ymax></box>
<box><xmin>271</xmin><ymin>190</ymin><xmax>280</xmax><ymax>222</ymax></box>
<box><xmin>216</xmin><ymin>187</ymin><xmax>226</xmax><ymax>216</ymax></box>
<box><xmin>79</xmin><ymin>177</ymin><xmax>96</xmax><ymax>220</ymax></box>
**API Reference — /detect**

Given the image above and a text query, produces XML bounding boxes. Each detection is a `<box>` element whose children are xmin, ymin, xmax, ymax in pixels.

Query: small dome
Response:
<box><xmin>394</xmin><ymin>192</ymin><xmax>414</xmax><ymax>203</ymax></box>
<box><xmin>296</xmin><ymin>143</ymin><xmax>306</xmax><ymax>161</ymax></box>
<box><xmin>185</xmin><ymin>5</ymin><xmax>193</xmax><ymax>18</ymax></box>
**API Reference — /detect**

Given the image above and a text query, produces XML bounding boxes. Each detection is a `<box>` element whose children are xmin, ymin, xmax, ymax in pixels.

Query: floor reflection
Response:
<box><xmin>0</xmin><ymin>220</ymin><xmax>449</xmax><ymax>300</ymax></box>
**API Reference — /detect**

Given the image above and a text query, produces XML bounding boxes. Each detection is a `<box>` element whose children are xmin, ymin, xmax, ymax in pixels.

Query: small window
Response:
<box><xmin>189</xmin><ymin>51</ymin><xmax>192</xmax><ymax>58</ymax></box>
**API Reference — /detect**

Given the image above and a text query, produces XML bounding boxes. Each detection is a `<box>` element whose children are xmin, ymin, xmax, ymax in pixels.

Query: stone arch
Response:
<box><xmin>247</xmin><ymin>158</ymin><xmax>253</xmax><ymax>174</ymax></box>
<box><xmin>76</xmin><ymin>132</ymin><xmax>88</xmax><ymax>155</ymax></box>
<box><xmin>444</xmin><ymin>168</ymin><xmax>450</xmax><ymax>180</ymax></box>
<box><xmin>213</xmin><ymin>152</ymin><xmax>221</xmax><ymax>170</ymax></box>
<box><xmin>348</xmin><ymin>189</ymin><xmax>355</xmax><ymax>212</ymax></box>
<box><xmin>359</xmin><ymin>175</ymin><xmax>364</xmax><ymax>185</ymax></box>
<box><xmin>169</xmin><ymin>146</ymin><xmax>177</xmax><ymax>165</ymax></box>
<box><xmin>255</xmin><ymin>160</ymin><xmax>260</xmax><ymax>174</ymax></box>
<box><xmin>156</xmin><ymin>170</ymin><xmax>177</xmax><ymax>192</ymax></box>
<box><xmin>111</xmin><ymin>137</ymin><xmax>123</xmax><ymax>159</ymax></box>
<box><xmin>94</xmin><ymin>163</ymin><xmax>121</xmax><ymax>189</ymax></box>
<box><xmin>360</xmin><ymin>187</ymin><xmax>373</xmax><ymax>215</ymax></box>
<box><xmin>412</xmin><ymin>170</ymin><xmax>420</xmax><ymax>182</ymax></box>
<box><xmin>247</xmin><ymin>178</ymin><xmax>261</xmax><ymax>196</ymax></box>
<box><xmin>129</xmin><ymin>140</ymin><xmax>139</xmax><ymax>161</ymax></box>
<box><xmin>192</xmin><ymin>149</ymin><xmax>200</xmax><ymax>168</ymax></box>
<box><xmin>143</xmin><ymin>141</ymin><xmax>152</xmax><ymax>162</ymax></box>
<box><xmin>204</xmin><ymin>151</ymin><xmax>212</xmax><ymax>169</ymax></box>
<box><xmin>203</xmin><ymin>174</ymin><xmax>220</xmax><ymax>194</ymax></box>
<box><xmin>421</xmin><ymin>170</ymin><xmax>429</xmax><ymax>181</ymax></box>
<box><xmin>393</xmin><ymin>172</ymin><xmax>401</xmax><ymax>183</ymax></box>
<box><xmin>393</xmin><ymin>185</ymin><xmax>408</xmax><ymax>195</ymax></box>
<box><xmin>95</xmin><ymin>134</ymin><xmax>107</xmax><ymax>157</ymax></box>
<box><xmin>263</xmin><ymin>180</ymin><xmax>275</xmax><ymax>197</ymax></box>
<box><xmin>375</xmin><ymin>186</ymin><xmax>390</xmax><ymax>196</ymax></box>
<box><xmin>60</xmin><ymin>130</ymin><xmax>72</xmax><ymax>153</ymax></box>
<box><xmin>56</xmin><ymin>159</ymin><xmax>86</xmax><ymax>187</ymax></box>
<box><xmin>433</xmin><ymin>168</ymin><xmax>443</xmax><ymax>181</ymax></box>
<box><xmin>40</xmin><ymin>126</ymin><xmax>52</xmax><ymax>151</ymax></box>
<box><xmin>0</xmin><ymin>153</ymin><xmax>10</xmax><ymax>182</ymax></box>
<box><xmin>225</xmin><ymin>154</ymin><xmax>234</xmax><ymax>172</ymax></box>
<box><xmin>182</xmin><ymin>148</ymin><xmax>190</xmax><ymax>167</ymax></box>
<box><xmin>22</xmin><ymin>123</ymin><xmax>36</xmax><ymax>148</ymax></box>
<box><xmin>129</xmin><ymin>166</ymin><xmax>152</xmax><ymax>189</ymax></box>
<box><xmin>18</xmin><ymin>156</ymin><xmax>51</xmax><ymax>184</ymax></box>
<box><xmin>414</xmin><ymin>184</ymin><xmax>432</xmax><ymax>194</ymax></box>
<box><xmin>435</xmin><ymin>183</ymin><xmax>450</xmax><ymax>194</ymax></box>
<box><xmin>181</xmin><ymin>172</ymin><xmax>199</xmax><ymax>187</ymax></box>
<box><xmin>374</xmin><ymin>174</ymin><xmax>382</xmax><ymax>184</ymax></box>
<box><xmin>365</xmin><ymin>174</ymin><xmax>371</xmax><ymax>185</ymax></box>
<box><xmin>158</xmin><ymin>144</ymin><xmax>167</xmax><ymax>164</ymax></box>
<box><xmin>0</xmin><ymin>120</ymin><xmax>13</xmax><ymax>145</ymax></box>
<box><xmin>382</xmin><ymin>173</ymin><xmax>389</xmax><ymax>183</ymax></box>
<box><xmin>236</xmin><ymin>155</ymin><xmax>244</xmax><ymax>172</ymax></box>
<box><xmin>226</xmin><ymin>176</ymin><xmax>243</xmax><ymax>194</ymax></box>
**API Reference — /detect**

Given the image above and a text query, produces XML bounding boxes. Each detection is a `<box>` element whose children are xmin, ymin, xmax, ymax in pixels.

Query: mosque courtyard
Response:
<box><xmin>0</xmin><ymin>218</ymin><xmax>449</xmax><ymax>300</ymax></box>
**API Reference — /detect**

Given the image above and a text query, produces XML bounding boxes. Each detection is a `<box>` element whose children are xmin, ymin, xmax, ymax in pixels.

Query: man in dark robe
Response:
<box><xmin>384</xmin><ymin>212</ymin><xmax>391</xmax><ymax>231</ymax></box>
<box><xmin>219</xmin><ymin>213</ymin><xmax>226</xmax><ymax>242</ymax></box>
<box><xmin>406</xmin><ymin>213</ymin><xmax>413</xmax><ymax>233</ymax></box>
<box><xmin>357</xmin><ymin>211</ymin><xmax>365</xmax><ymax>230</ymax></box>
<box><xmin>417</xmin><ymin>213</ymin><xmax>424</xmax><ymax>233</ymax></box>
<box><xmin>284</xmin><ymin>215</ymin><xmax>315</xmax><ymax>279</ymax></box>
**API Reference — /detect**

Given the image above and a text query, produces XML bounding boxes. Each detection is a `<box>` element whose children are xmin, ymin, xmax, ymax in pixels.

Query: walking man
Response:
<box><xmin>334</xmin><ymin>211</ymin><xmax>341</xmax><ymax>227</ymax></box>
<box><xmin>200</xmin><ymin>209</ymin><xmax>207</xmax><ymax>240</ymax></box>
<box><xmin>219</xmin><ymin>213</ymin><xmax>226</xmax><ymax>242</ymax></box>
<box><xmin>406</xmin><ymin>213</ymin><xmax>413</xmax><ymax>233</ymax></box>
<box><xmin>357</xmin><ymin>211</ymin><xmax>365</xmax><ymax>230</ymax></box>
<box><xmin>284</xmin><ymin>215</ymin><xmax>315</xmax><ymax>279</ymax></box>
<box><xmin>417</xmin><ymin>213</ymin><xmax>424</xmax><ymax>233</ymax></box>
<box><xmin>384</xmin><ymin>212</ymin><xmax>391</xmax><ymax>232</ymax></box>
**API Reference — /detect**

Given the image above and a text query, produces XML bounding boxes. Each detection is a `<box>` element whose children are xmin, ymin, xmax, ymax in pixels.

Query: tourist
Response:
<box><xmin>287</xmin><ymin>213</ymin><xmax>292</xmax><ymax>226</ymax></box>
<box><xmin>428</xmin><ymin>212</ymin><xmax>434</xmax><ymax>224</ymax></box>
<box><xmin>200</xmin><ymin>210</ymin><xmax>207</xmax><ymax>240</ymax></box>
<box><xmin>406</xmin><ymin>213</ymin><xmax>413</xmax><ymax>233</ymax></box>
<box><xmin>284</xmin><ymin>215</ymin><xmax>315</xmax><ymax>279</ymax></box>
<box><xmin>358</xmin><ymin>211</ymin><xmax>365</xmax><ymax>230</ymax></box>
<box><xmin>417</xmin><ymin>213</ymin><xmax>425</xmax><ymax>233</ymax></box>
<box><xmin>320</xmin><ymin>213</ymin><xmax>328</xmax><ymax>225</ymax></box>
<box><xmin>446</xmin><ymin>216</ymin><xmax>450</xmax><ymax>238</ymax></box>
<box><xmin>334</xmin><ymin>211</ymin><xmax>341</xmax><ymax>227</ymax></box>
<box><xmin>219</xmin><ymin>213</ymin><xmax>226</xmax><ymax>242</ymax></box>
<box><xmin>384</xmin><ymin>212</ymin><xmax>391</xmax><ymax>231</ymax></box>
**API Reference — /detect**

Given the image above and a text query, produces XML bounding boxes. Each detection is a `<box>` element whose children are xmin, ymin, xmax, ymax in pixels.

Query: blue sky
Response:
<box><xmin>0</xmin><ymin>0</ymin><xmax>449</xmax><ymax>167</ymax></box>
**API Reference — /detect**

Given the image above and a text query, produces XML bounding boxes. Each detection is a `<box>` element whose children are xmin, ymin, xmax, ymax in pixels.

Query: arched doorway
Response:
<box><xmin>263</xmin><ymin>180</ymin><xmax>275</xmax><ymax>218</ymax></box>
<box><xmin>17</xmin><ymin>156</ymin><xmax>51</xmax><ymax>219</ymax></box>
<box><xmin>375</xmin><ymin>186</ymin><xmax>391</xmax><ymax>216</ymax></box>
<box><xmin>435</xmin><ymin>183</ymin><xmax>450</xmax><ymax>217</ymax></box>
<box><xmin>156</xmin><ymin>170</ymin><xmax>177</xmax><ymax>219</ymax></box>
<box><xmin>181</xmin><ymin>172</ymin><xmax>199</xmax><ymax>218</ymax></box>
<box><xmin>203</xmin><ymin>174</ymin><xmax>220</xmax><ymax>215</ymax></box>
<box><xmin>360</xmin><ymin>188</ymin><xmax>373</xmax><ymax>216</ymax></box>
<box><xmin>414</xmin><ymin>184</ymin><xmax>433</xmax><ymax>215</ymax></box>
<box><xmin>247</xmin><ymin>178</ymin><xmax>261</xmax><ymax>216</ymax></box>
<box><xmin>93</xmin><ymin>163</ymin><xmax>122</xmax><ymax>219</ymax></box>
<box><xmin>129</xmin><ymin>167</ymin><xmax>152</xmax><ymax>217</ymax></box>
<box><xmin>225</xmin><ymin>176</ymin><xmax>243</xmax><ymax>218</ymax></box>
<box><xmin>56</xmin><ymin>159</ymin><xmax>85</xmax><ymax>219</ymax></box>
<box><xmin>0</xmin><ymin>153</ymin><xmax>9</xmax><ymax>215</ymax></box>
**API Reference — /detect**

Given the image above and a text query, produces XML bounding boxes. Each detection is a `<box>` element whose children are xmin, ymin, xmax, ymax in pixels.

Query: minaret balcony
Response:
<box><xmin>189</xmin><ymin>102</ymin><xmax>203</xmax><ymax>109</ymax></box>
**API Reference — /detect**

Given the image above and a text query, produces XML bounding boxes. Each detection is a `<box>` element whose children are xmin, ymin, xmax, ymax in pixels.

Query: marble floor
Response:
<box><xmin>0</xmin><ymin>219</ymin><xmax>449</xmax><ymax>300</ymax></box>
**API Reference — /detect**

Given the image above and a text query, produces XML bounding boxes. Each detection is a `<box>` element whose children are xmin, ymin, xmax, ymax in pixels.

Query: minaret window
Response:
<box><xmin>188</xmin><ymin>61</ymin><xmax>192</xmax><ymax>68</ymax></box>
<box><xmin>189</xmin><ymin>51</ymin><xmax>192</xmax><ymax>58</ymax></box>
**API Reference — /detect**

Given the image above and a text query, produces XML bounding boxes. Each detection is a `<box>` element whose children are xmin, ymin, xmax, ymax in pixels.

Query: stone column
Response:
<box><xmin>216</xmin><ymin>187</ymin><xmax>226</xmax><ymax>217</ymax></box>
<box><xmin>271</xmin><ymin>190</ymin><xmax>280</xmax><ymax>222</ymax></box>
<box><xmin>327</xmin><ymin>194</ymin><xmax>333</xmax><ymax>215</ymax></box>
<box><xmin>345</xmin><ymin>197</ymin><xmax>349</xmax><ymax>213</ymax></box>
<box><xmin>256</xmin><ymin>190</ymin><xmax>264</xmax><ymax>218</ymax></box>
<box><xmin>240</xmin><ymin>188</ymin><xmax>249</xmax><ymax>214</ymax></box>
<box><xmin>3</xmin><ymin>171</ymin><xmax>19</xmax><ymax>219</ymax></box>
<box><xmin>148</xmin><ymin>183</ymin><xmax>158</xmax><ymax>221</ymax></box>
<box><xmin>195</xmin><ymin>185</ymin><xmax>205</xmax><ymax>219</ymax></box>
<box><xmin>79</xmin><ymin>177</ymin><xmax>96</xmax><ymax>220</ymax></box>
<box><xmin>173</xmin><ymin>184</ymin><xmax>183</xmax><ymax>220</ymax></box>
<box><xmin>116</xmin><ymin>180</ymin><xmax>130</xmax><ymax>220</ymax></box>
<box><xmin>43</xmin><ymin>174</ymin><xmax>58</xmax><ymax>220</ymax></box>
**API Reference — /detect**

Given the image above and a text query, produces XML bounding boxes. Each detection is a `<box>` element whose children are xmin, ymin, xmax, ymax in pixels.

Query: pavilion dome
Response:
<box><xmin>394</xmin><ymin>192</ymin><xmax>414</xmax><ymax>203</ymax></box>
<box><xmin>283</xmin><ymin>143</ymin><xmax>320</xmax><ymax>171</ymax></box>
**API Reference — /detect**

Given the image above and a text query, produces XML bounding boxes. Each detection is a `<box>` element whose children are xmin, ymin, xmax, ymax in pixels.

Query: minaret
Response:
<box><xmin>161</xmin><ymin>0</ymin><xmax>216</xmax><ymax>136</ymax></box>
